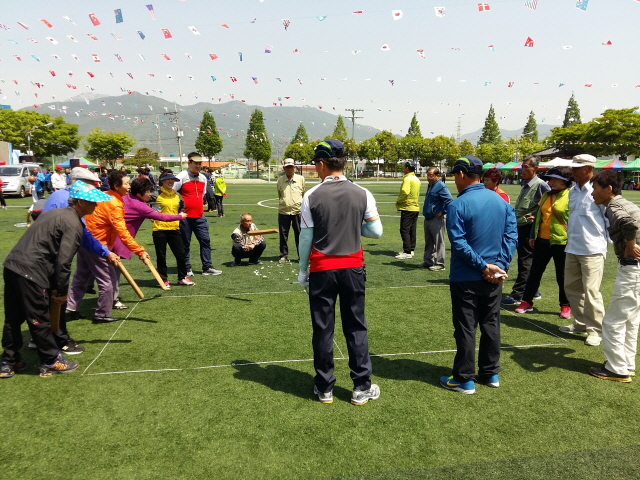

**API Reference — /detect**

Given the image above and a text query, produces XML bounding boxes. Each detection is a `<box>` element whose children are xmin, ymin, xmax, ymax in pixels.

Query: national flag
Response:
<box><xmin>576</xmin><ymin>0</ymin><xmax>588</xmax><ymax>12</ymax></box>
<box><xmin>602</xmin><ymin>40</ymin><xmax>612</xmax><ymax>46</ymax></box>
<box><xmin>115</xmin><ymin>9</ymin><xmax>123</xmax><ymax>23</ymax></box>
<box><xmin>188</xmin><ymin>26</ymin><xmax>200</xmax><ymax>35</ymax></box>
<box><xmin>71</xmin><ymin>54</ymin><xmax>80</xmax><ymax>62</ymax></box>
<box><xmin>416</xmin><ymin>49</ymin><xmax>425</xmax><ymax>58</ymax></box>
<box><xmin>488</xmin><ymin>45</ymin><xmax>495</xmax><ymax>51</ymax></box>
<box><xmin>63</xmin><ymin>16</ymin><xmax>75</xmax><ymax>24</ymax></box>
<box><xmin>381</xmin><ymin>44</ymin><xmax>390</xmax><ymax>51</ymax></box>
<box><xmin>252</xmin><ymin>77</ymin><xmax>258</xmax><ymax>84</ymax></box>
<box><xmin>353</xmin><ymin>11</ymin><xmax>365</xmax><ymax>14</ymax></box>
<box><xmin>434</xmin><ymin>7</ymin><xmax>445</xmax><ymax>17</ymax></box>
<box><xmin>524</xmin><ymin>36</ymin><xmax>534</xmax><ymax>47</ymax></box>
<box><xmin>87</xmin><ymin>34</ymin><xmax>98</xmax><ymax>41</ymax></box>
<box><xmin>389</xmin><ymin>80</ymin><xmax>395</xmax><ymax>86</ymax></box>
<box><xmin>13</xmin><ymin>55</ymin><xmax>21</xmax><ymax>61</ymax></box>
<box><xmin>524</xmin><ymin>1</ymin><xmax>538</xmax><ymax>10</ymax></box>
<box><xmin>478</xmin><ymin>3</ymin><xmax>491</xmax><ymax>11</ymax></box>
<box><xmin>46</xmin><ymin>37</ymin><xmax>58</xmax><ymax>44</ymax></box>
<box><xmin>88</xmin><ymin>13</ymin><xmax>101</xmax><ymax>26</ymax></box>
<box><xmin>238</xmin><ymin>52</ymin><xmax>243</xmax><ymax>61</ymax></box>
<box><xmin>114</xmin><ymin>54</ymin><xmax>123</xmax><ymax>62</ymax></box>
<box><xmin>17</xmin><ymin>22</ymin><xmax>29</xmax><ymax>30</ymax></box>
<box><xmin>146</xmin><ymin>5</ymin><xmax>156</xmax><ymax>20</ymax></box>
<box><xmin>87</xmin><ymin>72</ymin><xmax>95</xmax><ymax>78</ymax></box>
<box><xmin>282</xmin><ymin>19</ymin><xmax>290</xmax><ymax>30</ymax></box>
<box><xmin>137</xmin><ymin>30</ymin><xmax>145</xmax><ymax>40</ymax></box>
<box><xmin>265</xmin><ymin>45</ymin><xmax>273</xmax><ymax>53</ymax></box>
<box><xmin>162</xmin><ymin>29</ymin><xmax>172</xmax><ymax>39</ymax></box>
<box><xmin>230</xmin><ymin>77</ymin><xmax>237</xmax><ymax>82</ymax></box>
<box><xmin>92</xmin><ymin>54</ymin><xmax>100</xmax><ymax>62</ymax></box>
<box><xmin>40</xmin><ymin>19</ymin><xmax>53</xmax><ymax>28</ymax></box>
<box><xmin>317</xmin><ymin>16</ymin><xmax>327</xmax><ymax>21</ymax></box>
<box><xmin>111</xmin><ymin>33</ymin><xmax>122</xmax><ymax>40</ymax></box>
<box><xmin>161</xmin><ymin>53</ymin><xmax>170</xmax><ymax>60</ymax></box>
<box><xmin>209</xmin><ymin>53</ymin><xmax>218</xmax><ymax>60</ymax></box>
<box><xmin>392</xmin><ymin>10</ymin><xmax>403</xmax><ymax>20</ymax></box>
<box><xmin>49</xmin><ymin>70</ymin><xmax>56</xmax><ymax>76</ymax></box>
<box><xmin>67</xmin><ymin>35</ymin><xmax>78</xmax><ymax>42</ymax></box>
<box><xmin>584</xmin><ymin>84</ymin><xmax>592</xmax><ymax>87</ymax></box>
<box><xmin>31</xmin><ymin>55</ymin><xmax>41</xmax><ymax>62</ymax></box>
<box><xmin>508</xmin><ymin>81</ymin><xmax>514</xmax><ymax>87</ymax></box>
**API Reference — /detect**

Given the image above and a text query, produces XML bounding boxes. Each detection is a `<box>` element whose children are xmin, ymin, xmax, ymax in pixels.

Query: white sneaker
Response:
<box><xmin>395</xmin><ymin>252</ymin><xmax>413</xmax><ymax>259</ymax></box>
<box><xmin>585</xmin><ymin>334</ymin><xmax>602</xmax><ymax>346</ymax></box>
<box><xmin>313</xmin><ymin>386</ymin><xmax>333</xmax><ymax>404</ymax></box>
<box><xmin>186</xmin><ymin>269</ymin><xmax>194</xmax><ymax>277</ymax></box>
<box><xmin>351</xmin><ymin>384</ymin><xmax>380</xmax><ymax>405</ymax></box>
<box><xmin>559</xmin><ymin>324</ymin><xmax>588</xmax><ymax>336</ymax></box>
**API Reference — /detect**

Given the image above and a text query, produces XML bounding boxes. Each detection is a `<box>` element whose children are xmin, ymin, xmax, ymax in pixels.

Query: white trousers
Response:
<box><xmin>602</xmin><ymin>264</ymin><xmax>640</xmax><ymax>375</ymax></box>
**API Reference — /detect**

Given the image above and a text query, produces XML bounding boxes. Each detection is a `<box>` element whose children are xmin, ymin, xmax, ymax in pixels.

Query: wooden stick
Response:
<box><xmin>115</xmin><ymin>260</ymin><xmax>145</xmax><ymax>299</ymax></box>
<box><xmin>49</xmin><ymin>289</ymin><xmax>61</xmax><ymax>334</ymax></box>
<box><xmin>143</xmin><ymin>257</ymin><xmax>171</xmax><ymax>290</ymax></box>
<box><xmin>247</xmin><ymin>229</ymin><xmax>278</xmax><ymax>235</ymax></box>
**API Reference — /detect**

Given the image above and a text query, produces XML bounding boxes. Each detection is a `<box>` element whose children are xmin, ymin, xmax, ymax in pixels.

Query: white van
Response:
<box><xmin>0</xmin><ymin>162</ymin><xmax>44</xmax><ymax>197</ymax></box>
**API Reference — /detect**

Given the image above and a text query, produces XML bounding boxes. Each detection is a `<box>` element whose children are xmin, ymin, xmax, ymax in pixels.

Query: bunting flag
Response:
<box><xmin>139</xmin><ymin>54</ymin><xmax>146</xmax><ymax>60</ymax></box>
<box><xmin>71</xmin><ymin>54</ymin><xmax>80</xmax><ymax>62</ymax></box>
<box><xmin>381</xmin><ymin>44</ymin><xmax>390</xmax><ymax>51</ymax></box>
<box><xmin>87</xmin><ymin>34</ymin><xmax>98</xmax><ymax>41</ymax></box>
<box><xmin>114</xmin><ymin>54</ymin><xmax>123</xmax><ymax>62</ymax></box>
<box><xmin>63</xmin><ymin>16</ymin><xmax>75</xmax><ymax>25</ymax></box>
<box><xmin>352</xmin><ymin>50</ymin><xmax>361</xmax><ymax>55</ymax></box>
<box><xmin>230</xmin><ymin>76</ymin><xmax>237</xmax><ymax>82</ymax></box>
<box><xmin>435</xmin><ymin>7</ymin><xmax>445</xmax><ymax>17</ymax></box>
<box><xmin>49</xmin><ymin>70</ymin><xmax>56</xmax><ymax>76</ymax></box>
<box><xmin>188</xmin><ymin>26</ymin><xmax>200</xmax><ymax>35</ymax></box>
<box><xmin>478</xmin><ymin>3</ymin><xmax>491</xmax><ymax>12</ymax></box>
<box><xmin>167</xmin><ymin>75</ymin><xmax>172</xmax><ymax>80</ymax></box>
<box><xmin>250</xmin><ymin>18</ymin><xmax>257</xmax><ymax>23</ymax></box>
<box><xmin>211</xmin><ymin>76</ymin><xmax>216</xmax><ymax>81</ymax></box>
<box><xmin>27</xmin><ymin>38</ymin><xmax>38</xmax><ymax>43</ymax></box>
<box><xmin>559</xmin><ymin>83</ymin><xmax>565</xmax><ymax>87</ymax></box>
<box><xmin>524</xmin><ymin>1</ymin><xmax>538</xmax><ymax>10</ymax></box>
<box><xmin>40</xmin><ymin>19</ymin><xmax>53</xmax><ymax>28</ymax></box>
<box><xmin>137</xmin><ymin>30</ymin><xmax>145</xmax><ymax>40</ymax></box>
<box><xmin>220</xmin><ymin>24</ymin><xmax>230</xmax><ymax>28</ymax></box>
<box><xmin>584</xmin><ymin>84</ymin><xmax>592</xmax><ymax>87</ymax></box>
<box><xmin>88</xmin><ymin>13</ymin><xmax>101</xmax><ymax>26</ymax></box>
<box><xmin>317</xmin><ymin>16</ymin><xmax>327</xmax><ymax>21</ymax></box>
<box><xmin>115</xmin><ymin>9</ymin><xmax>123</xmax><ymax>24</ymax></box>
<box><xmin>524</xmin><ymin>36</ymin><xmax>534</xmax><ymax>47</ymax></box>
<box><xmin>389</xmin><ymin>80</ymin><xmax>395</xmax><ymax>86</ymax></box>
<box><xmin>162</xmin><ymin>29</ymin><xmax>172</xmax><ymax>39</ymax></box>
<box><xmin>392</xmin><ymin>10</ymin><xmax>403</xmax><ymax>20</ymax></box>
<box><xmin>46</xmin><ymin>37</ymin><xmax>58</xmax><ymax>45</ymax></box>
<box><xmin>293</xmin><ymin>48</ymin><xmax>300</xmax><ymax>53</ymax></box>
<box><xmin>51</xmin><ymin>54</ymin><xmax>60</xmax><ymax>60</ymax></box>
<box><xmin>602</xmin><ymin>40</ymin><xmax>612</xmax><ymax>45</ymax></box>
<box><xmin>353</xmin><ymin>10</ymin><xmax>365</xmax><ymax>14</ymax></box>
<box><xmin>67</xmin><ymin>35</ymin><xmax>78</xmax><ymax>42</ymax></box>
<box><xmin>252</xmin><ymin>77</ymin><xmax>258</xmax><ymax>84</ymax></box>
<box><xmin>264</xmin><ymin>45</ymin><xmax>273</xmax><ymax>53</ymax></box>
<box><xmin>488</xmin><ymin>44</ymin><xmax>496</xmax><ymax>51</ymax></box>
<box><xmin>238</xmin><ymin>52</ymin><xmax>243</xmax><ymax>61</ymax></box>
<box><xmin>185</xmin><ymin>53</ymin><xmax>192</xmax><ymax>59</ymax></box>
<box><xmin>484</xmin><ymin>81</ymin><xmax>492</xmax><ymax>86</ymax></box>
<box><xmin>209</xmin><ymin>53</ymin><xmax>218</xmax><ymax>60</ymax></box>
<box><xmin>111</xmin><ymin>33</ymin><xmax>122</xmax><ymax>40</ymax></box>
<box><xmin>416</xmin><ymin>49</ymin><xmax>425</xmax><ymax>58</ymax></box>
<box><xmin>92</xmin><ymin>54</ymin><xmax>100</xmax><ymax>62</ymax></box>
<box><xmin>161</xmin><ymin>53</ymin><xmax>170</xmax><ymax>60</ymax></box>
<box><xmin>31</xmin><ymin>55</ymin><xmax>41</xmax><ymax>62</ymax></box>
<box><xmin>146</xmin><ymin>5</ymin><xmax>156</xmax><ymax>20</ymax></box>
<box><xmin>87</xmin><ymin>72</ymin><xmax>95</xmax><ymax>78</ymax></box>
<box><xmin>562</xmin><ymin>45</ymin><xmax>573</xmax><ymax>49</ymax></box>
<box><xmin>17</xmin><ymin>22</ymin><xmax>29</xmax><ymax>30</ymax></box>
<box><xmin>576</xmin><ymin>0</ymin><xmax>589</xmax><ymax>11</ymax></box>
<box><xmin>282</xmin><ymin>19</ymin><xmax>290</xmax><ymax>30</ymax></box>
<box><xmin>508</xmin><ymin>81</ymin><xmax>514</xmax><ymax>87</ymax></box>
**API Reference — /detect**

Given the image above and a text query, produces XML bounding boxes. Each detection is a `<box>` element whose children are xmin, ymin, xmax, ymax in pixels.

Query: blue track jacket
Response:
<box><xmin>446</xmin><ymin>183</ymin><xmax>518</xmax><ymax>282</ymax></box>
<box><xmin>422</xmin><ymin>180</ymin><xmax>453</xmax><ymax>220</ymax></box>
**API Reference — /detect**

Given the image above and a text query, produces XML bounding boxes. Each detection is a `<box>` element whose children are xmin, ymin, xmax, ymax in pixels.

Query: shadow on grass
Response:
<box><xmin>224</xmin><ymin>296</ymin><xmax>252</xmax><ymax>302</ymax></box>
<box><xmin>500</xmin><ymin>313</ymin><xmax>573</xmax><ymax>341</ymax></box>
<box><xmin>231</xmin><ymin>359</ymin><xmax>352</xmax><ymax>402</ymax></box>
<box><xmin>74</xmin><ymin>339</ymin><xmax>132</xmax><ymax>344</ymax></box>
<box><xmin>367</xmin><ymin>250</ymin><xmax>400</xmax><ymax>257</ymax></box>
<box><xmin>371</xmin><ymin>354</ymin><xmax>450</xmax><ymax>388</ymax></box>
<box><xmin>505</xmin><ymin>345</ymin><xmax>600</xmax><ymax>374</ymax></box>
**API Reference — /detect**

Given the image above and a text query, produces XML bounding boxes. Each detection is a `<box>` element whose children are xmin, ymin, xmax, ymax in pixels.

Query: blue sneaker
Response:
<box><xmin>501</xmin><ymin>296</ymin><xmax>521</xmax><ymax>306</ymax></box>
<box><xmin>479</xmin><ymin>374</ymin><xmax>500</xmax><ymax>388</ymax></box>
<box><xmin>439</xmin><ymin>376</ymin><xmax>476</xmax><ymax>395</ymax></box>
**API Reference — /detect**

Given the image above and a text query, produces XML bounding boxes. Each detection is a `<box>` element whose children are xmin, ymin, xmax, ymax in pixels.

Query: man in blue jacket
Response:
<box><xmin>420</xmin><ymin>167</ymin><xmax>453</xmax><ymax>271</ymax></box>
<box><xmin>441</xmin><ymin>156</ymin><xmax>517</xmax><ymax>395</ymax></box>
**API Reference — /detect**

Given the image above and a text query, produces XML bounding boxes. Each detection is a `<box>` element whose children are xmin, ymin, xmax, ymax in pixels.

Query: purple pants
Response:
<box><xmin>67</xmin><ymin>248</ymin><xmax>116</xmax><ymax>318</ymax></box>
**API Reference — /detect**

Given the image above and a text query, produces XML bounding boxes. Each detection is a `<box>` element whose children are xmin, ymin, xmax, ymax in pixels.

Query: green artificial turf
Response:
<box><xmin>0</xmin><ymin>182</ymin><xmax>638</xmax><ymax>480</ymax></box>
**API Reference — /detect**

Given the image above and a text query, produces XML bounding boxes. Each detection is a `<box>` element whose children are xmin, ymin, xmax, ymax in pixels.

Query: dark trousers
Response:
<box><xmin>522</xmin><ymin>240</ymin><xmax>569</xmax><ymax>307</ymax></box>
<box><xmin>205</xmin><ymin>193</ymin><xmax>216</xmax><ymax>211</ymax></box>
<box><xmin>153</xmin><ymin>230</ymin><xmax>188</xmax><ymax>281</ymax></box>
<box><xmin>400</xmin><ymin>211</ymin><xmax>419</xmax><ymax>254</ymax></box>
<box><xmin>0</xmin><ymin>190</ymin><xmax>6</xmax><ymax>207</ymax></box>
<box><xmin>510</xmin><ymin>224</ymin><xmax>535</xmax><ymax>299</ymax></box>
<box><xmin>180</xmin><ymin>216</ymin><xmax>212</xmax><ymax>271</ymax></box>
<box><xmin>231</xmin><ymin>241</ymin><xmax>266</xmax><ymax>263</ymax></box>
<box><xmin>450</xmin><ymin>280</ymin><xmax>502</xmax><ymax>382</ymax></box>
<box><xmin>308</xmin><ymin>267</ymin><xmax>372</xmax><ymax>392</ymax></box>
<box><xmin>278</xmin><ymin>213</ymin><xmax>301</xmax><ymax>259</ymax></box>
<box><xmin>214</xmin><ymin>195</ymin><xmax>224</xmax><ymax>216</ymax></box>
<box><xmin>2</xmin><ymin>268</ymin><xmax>59</xmax><ymax>365</ymax></box>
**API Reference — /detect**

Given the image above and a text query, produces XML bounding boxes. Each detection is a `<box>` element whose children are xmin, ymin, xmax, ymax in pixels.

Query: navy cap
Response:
<box><xmin>447</xmin><ymin>156</ymin><xmax>484</xmax><ymax>175</ymax></box>
<box><xmin>403</xmin><ymin>161</ymin><xmax>416</xmax><ymax>170</ymax></box>
<box><xmin>312</xmin><ymin>139</ymin><xmax>345</xmax><ymax>162</ymax></box>
<box><xmin>541</xmin><ymin>168</ymin><xmax>570</xmax><ymax>182</ymax></box>
<box><xmin>159</xmin><ymin>173</ymin><xmax>179</xmax><ymax>183</ymax></box>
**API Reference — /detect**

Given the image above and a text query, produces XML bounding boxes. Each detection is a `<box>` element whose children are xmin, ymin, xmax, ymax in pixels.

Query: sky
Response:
<box><xmin>1</xmin><ymin>0</ymin><xmax>639</xmax><ymax>140</ymax></box>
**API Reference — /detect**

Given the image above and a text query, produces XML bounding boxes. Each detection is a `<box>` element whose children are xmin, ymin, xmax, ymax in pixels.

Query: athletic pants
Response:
<box><xmin>522</xmin><ymin>240</ymin><xmax>569</xmax><ymax>307</ymax></box>
<box><xmin>399</xmin><ymin>211</ymin><xmax>418</xmax><ymax>254</ymax></box>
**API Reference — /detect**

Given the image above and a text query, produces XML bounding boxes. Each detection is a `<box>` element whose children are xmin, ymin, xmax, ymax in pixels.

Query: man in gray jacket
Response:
<box><xmin>420</xmin><ymin>167</ymin><xmax>453</xmax><ymax>271</ymax></box>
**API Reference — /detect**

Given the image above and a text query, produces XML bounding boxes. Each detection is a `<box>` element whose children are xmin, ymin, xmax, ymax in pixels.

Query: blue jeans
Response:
<box><xmin>179</xmin><ymin>216</ymin><xmax>212</xmax><ymax>271</ymax></box>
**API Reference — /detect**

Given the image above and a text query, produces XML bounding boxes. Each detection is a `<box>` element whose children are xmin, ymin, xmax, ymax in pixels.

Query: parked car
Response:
<box><xmin>0</xmin><ymin>163</ymin><xmax>43</xmax><ymax>197</ymax></box>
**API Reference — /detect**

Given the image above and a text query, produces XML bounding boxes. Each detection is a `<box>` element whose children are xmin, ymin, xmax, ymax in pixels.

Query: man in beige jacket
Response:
<box><xmin>277</xmin><ymin>158</ymin><xmax>305</xmax><ymax>264</ymax></box>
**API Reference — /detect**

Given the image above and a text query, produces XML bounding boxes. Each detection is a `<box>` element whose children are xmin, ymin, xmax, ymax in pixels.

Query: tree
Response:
<box><xmin>244</xmin><ymin>109</ymin><xmax>271</xmax><ymax>175</ymax></box>
<box><xmin>195</xmin><ymin>110</ymin><xmax>223</xmax><ymax>160</ymax></box>
<box><xmin>406</xmin><ymin>113</ymin><xmax>422</xmax><ymax>137</ymax></box>
<box><xmin>478</xmin><ymin>104</ymin><xmax>502</xmax><ymax>146</ymax></box>
<box><xmin>292</xmin><ymin>124</ymin><xmax>310</xmax><ymax>143</ymax></box>
<box><xmin>123</xmin><ymin>147</ymin><xmax>160</xmax><ymax>168</ymax></box>
<box><xmin>0</xmin><ymin>109</ymin><xmax>80</xmax><ymax>158</ymax></box>
<box><xmin>580</xmin><ymin>107</ymin><xmax>640</xmax><ymax>159</ymax></box>
<box><xmin>423</xmin><ymin>136</ymin><xmax>460</xmax><ymax>170</ymax></box>
<box><xmin>458</xmin><ymin>139</ymin><xmax>475</xmax><ymax>157</ymax></box>
<box><xmin>562</xmin><ymin>93</ymin><xmax>582</xmax><ymax>128</ymax></box>
<box><xmin>373</xmin><ymin>131</ymin><xmax>399</xmax><ymax>173</ymax></box>
<box><xmin>327</xmin><ymin>115</ymin><xmax>348</xmax><ymax>142</ymax></box>
<box><xmin>398</xmin><ymin>135</ymin><xmax>428</xmax><ymax>163</ymax></box>
<box><xmin>84</xmin><ymin>128</ymin><xmax>136</xmax><ymax>169</ymax></box>
<box><xmin>283</xmin><ymin>142</ymin><xmax>314</xmax><ymax>164</ymax></box>
<box><xmin>475</xmin><ymin>142</ymin><xmax>514</xmax><ymax>165</ymax></box>
<box><xmin>357</xmin><ymin>137</ymin><xmax>382</xmax><ymax>176</ymax></box>
<box><xmin>522</xmin><ymin>111</ymin><xmax>539</xmax><ymax>143</ymax></box>
<box><xmin>545</xmin><ymin>122</ymin><xmax>590</xmax><ymax>156</ymax></box>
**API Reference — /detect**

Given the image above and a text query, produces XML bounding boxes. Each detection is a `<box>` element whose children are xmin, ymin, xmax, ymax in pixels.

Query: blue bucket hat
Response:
<box><xmin>69</xmin><ymin>180</ymin><xmax>113</xmax><ymax>202</ymax></box>
<box><xmin>312</xmin><ymin>139</ymin><xmax>345</xmax><ymax>162</ymax></box>
<box><xmin>447</xmin><ymin>156</ymin><xmax>484</xmax><ymax>175</ymax></box>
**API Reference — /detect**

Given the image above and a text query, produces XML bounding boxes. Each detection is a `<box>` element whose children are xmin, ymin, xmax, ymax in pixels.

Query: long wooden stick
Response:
<box><xmin>49</xmin><ymin>289</ymin><xmax>61</xmax><ymax>334</ymax></box>
<box><xmin>143</xmin><ymin>257</ymin><xmax>171</xmax><ymax>290</ymax></box>
<box><xmin>247</xmin><ymin>229</ymin><xmax>278</xmax><ymax>235</ymax></box>
<box><xmin>115</xmin><ymin>260</ymin><xmax>145</xmax><ymax>299</ymax></box>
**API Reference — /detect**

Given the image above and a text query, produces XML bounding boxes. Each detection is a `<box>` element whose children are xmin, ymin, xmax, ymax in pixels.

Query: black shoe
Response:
<box><xmin>93</xmin><ymin>316</ymin><xmax>122</xmax><ymax>323</ymax></box>
<box><xmin>589</xmin><ymin>365</ymin><xmax>631</xmax><ymax>383</ymax></box>
<box><xmin>230</xmin><ymin>261</ymin><xmax>242</xmax><ymax>267</ymax></box>
<box><xmin>65</xmin><ymin>310</ymin><xmax>85</xmax><ymax>320</ymax></box>
<box><xmin>1</xmin><ymin>360</ymin><xmax>28</xmax><ymax>378</ymax></box>
<box><xmin>60</xmin><ymin>340</ymin><xmax>85</xmax><ymax>355</ymax></box>
<box><xmin>86</xmin><ymin>286</ymin><xmax>97</xmax><ymax>294</ymax></box>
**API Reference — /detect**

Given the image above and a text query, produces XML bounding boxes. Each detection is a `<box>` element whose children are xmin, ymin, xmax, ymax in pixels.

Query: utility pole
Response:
<box><xmin>164</xmin><ymin>106</ymin><xmax>184</xmax><ymax>170</ymax></box>
<box><xmin>456</xmin><ymin>117</ymin><xmax>462</xmax><ymax>143</ymax></box>
<box><xmin>155</xmin><ymin>114</ymin><xmax>163</xmax><ymax>157</ymax></box>
<box><xmin>345</xmin><ymin>108</ymin><xmax>363</xmax><ymax>177</ymax></box>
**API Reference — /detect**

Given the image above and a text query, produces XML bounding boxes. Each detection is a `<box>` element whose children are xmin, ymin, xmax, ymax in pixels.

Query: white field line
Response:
<box><xmin>500</xmin><ymin>307</ymin><xmax>568</xmax><ymax>341</ymax></box>
<box><xmin>333</xmin><ymin>339</ymin><xmax>345</xmax><ymax>358</ymax></box>
<box><xmin>84</xmin><ymin>343</ymin><xmax>564</xmax><ymax>377</ymax></box>
<box><xmin>257</xmin><ymin>198</ymin><xmax>278</xmax><ymax>209</ymax></box>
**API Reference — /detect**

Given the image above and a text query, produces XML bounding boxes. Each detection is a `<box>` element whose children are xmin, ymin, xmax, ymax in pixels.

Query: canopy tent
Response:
<box><xmin>539</xmin><ymin>157</ymin><xmax>575</xmax><ymax>169</ymax></box>
<box><xmin>622</xmin><ymin>158</ymin><xmax>640</xmax><ymax>171</ymax></box>
<box><xmin>499</xmin><ymin>161</ymin><xmax>521</xmax><ymax>172</ymax></box>
<box><xmin>482</xmin><ymin>162</ymin><xmax>495</xmax><ymax>171</ymax></box>
<box><xmin>56</xmin><ymin>157</ymin><xmax>99</xmax><ymax>169</ymax></box>
<box><xmin>596</xmin><ymin>159</ymin><xmax>626</xmax><ymax>170</ymax></box>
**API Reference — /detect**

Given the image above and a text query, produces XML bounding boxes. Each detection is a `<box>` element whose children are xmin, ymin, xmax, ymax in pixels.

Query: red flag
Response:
<box><xmin>87</xmin><ymin>72</ymin><xmax>95</xmax><ymax>78</ymax></box>
<box><xmin>524</xmin><ymin>37</ymin><xmax>534</xmax><ymax>47</ymax></box>
<box><xmin>209</xmin><ymin>53</ymin><xmax>219</xmax><ymax>60</ymax></box>
<box><xmin>508</xmin><ymin>81</ymin><xmax>514</xmax><ymax>87</ymax></box>
<box><xmin>162</xmin><ymin>29</ymin><xmax>172</xmax><ymax>39</ymax></box>
<box><xmin>602</xmin><ymin>40</ymin><xmax>612</xmax><ymax>46</ymax></box>
<box><xmin>584</xmin><ymin>84</ymin><xmax>592</xmax><ymax>87</ymax></box>
<box><xmin>478</xmin><ymin>3</ymin><xmax>491</xmax><ymax>11</ymax></box>
<box><xmin>88</xmin><ymin>13</ymin><xmax>101</xmax><ymax>26</ymax></box>
<box><xmin>49</xmin><ymin>70</ymin><xmax>56</xmax><ymax>76</ymax></box>
<box><xmin>40</xmin><ymin>19</ymin><xmax>53</xmax><ymax>28</ymax></box>
<box><xmin>161</xmin><ymin>53</ymin><xmax>171</xmax><ymax>60</ymax></box>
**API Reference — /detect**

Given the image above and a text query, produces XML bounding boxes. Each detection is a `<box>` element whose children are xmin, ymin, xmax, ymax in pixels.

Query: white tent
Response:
<box><xmin>539</xmin><ymin>157</ymin><xmax>574</xmax><ymax>169</ymax></box>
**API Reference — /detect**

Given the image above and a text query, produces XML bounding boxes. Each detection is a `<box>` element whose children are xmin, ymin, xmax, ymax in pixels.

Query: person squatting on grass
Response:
<box><xmin>174</xmin><ymin>152</ymin><xmax>222</xmax><ymax>276</ymax></box>
<box><xmin>515</xmin><ymin>167</ymin><xmax>573</xmax><ymax>319</ymax></box>
<box><xmin>440</xmin><ymin>156</ymin><xmax>518</xmax><ymax>395</ymax></box>
<box><xmin>588</xmin><ymin>171</ymin><xmax>640</xmax><ymax>383</ymax></box>
<box><xmin>394</xmin><ymin>161</ymin><xmax>421</xmax><ymax>260</ymax></box>
<box><xmin>112</xmin><ymin>176</ymin><xmax>187</xmax><ymax>290</ymax></box>
<box><xmin>559</xmin><ymin>154</ymin><xmax>608</xmax><ymax>347</ymax></box>
<box><xmin>1</xmin><ymin>181</ymin><xmax>113</xmax><ymax>379</ymax></box>
<box><xmin>66</xmin><ymin>170</ymin><xmax>151</xmax><ymax>323</ymax></box>
<box><xmin>230</xmin><ymin>213</ymin><xmax>266</xmax><ymax>266</ymax></box>
<box><xmin>298</xmin><ymin>139</ymin><xmax>383</xmax><ymax>406</ymax></box>
<box><xmin>153</xmin><ymin>172</ymin><xmax>195</xmax><ymax>287</ymax></box>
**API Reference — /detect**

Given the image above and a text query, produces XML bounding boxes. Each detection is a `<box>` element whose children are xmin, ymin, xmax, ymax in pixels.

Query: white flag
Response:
<box><xmin>391</xmin><ymin>10</ymin><xmax>403</xmax><ymax>20</ymax></box>
<box><xmin>435</xmin><ymin>7</ymin><xmax>445</xmax><ymax>17</ymax></box>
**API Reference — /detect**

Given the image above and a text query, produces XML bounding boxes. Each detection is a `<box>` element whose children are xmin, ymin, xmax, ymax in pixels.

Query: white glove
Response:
<box><xmin>297</xmin><ymin>270</ymin><xmax>309</xmax><ymax>290</ymax></box>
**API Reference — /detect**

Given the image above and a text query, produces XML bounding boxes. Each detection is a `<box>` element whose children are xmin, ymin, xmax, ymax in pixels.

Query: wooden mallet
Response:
<box><xmin>247</xmin><ymin>229</ymin><xmax>278</xmax><ymax>235</ymax></box>
<box><xmin>115</xmin><ymin>260</ymin><xmax>145</xmax><ymax>299</ymax></box>
<box><xmin>143</xmin><ymin>257</ymin><xmax>171</xmax><ymax>291</ymax></box>
<box><xmin>49</xmin><ymin>289</ymin><xmax>61</xmax><ymax>334</ymax></box>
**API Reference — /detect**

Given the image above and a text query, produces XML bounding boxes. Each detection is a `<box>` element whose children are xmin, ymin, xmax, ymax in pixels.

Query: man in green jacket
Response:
<box><xmin>395</xmin><ymin>161</ymin><xmax>422</xmax><ymax>259</ymax></box>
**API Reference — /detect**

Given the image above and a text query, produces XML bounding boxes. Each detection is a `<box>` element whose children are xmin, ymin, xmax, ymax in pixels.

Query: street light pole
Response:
<box><xmin>345</xmin><ymin>108</ymin><xmax>363</xmax><ymax>178</ymax></box>
<box><xmin>24</xmin><ymin>122</ymin><xmax>53</xmax><ymax>156</ymax></box>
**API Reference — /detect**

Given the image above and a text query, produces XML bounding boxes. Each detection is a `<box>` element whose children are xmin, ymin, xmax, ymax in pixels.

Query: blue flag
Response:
<box><xmin>115</xmin><ymin>9</ymin><xmax>123</xmax><ymax>23</ymax></box>
<box><xmin>137</xmin><ymin>30</ymin><xmax>145</xmax><ymax>40</ymax></box>
<box><xmin>576</xmin><ymin>0</ymin><xmax>588</xmax><ymax>11</ymax></box>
